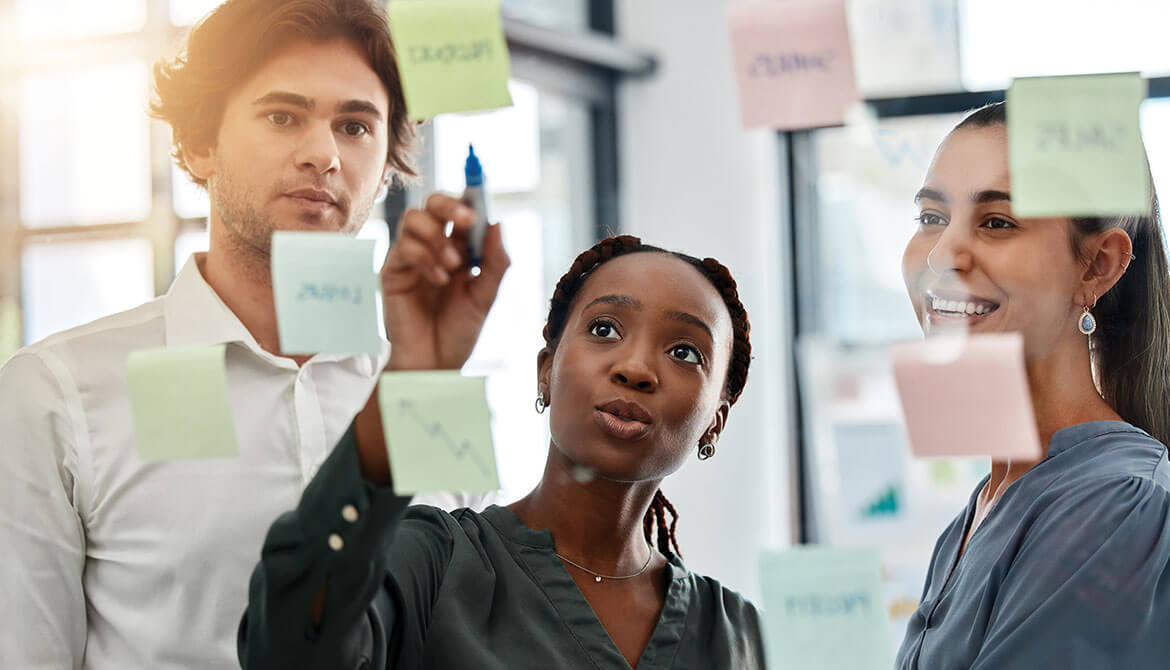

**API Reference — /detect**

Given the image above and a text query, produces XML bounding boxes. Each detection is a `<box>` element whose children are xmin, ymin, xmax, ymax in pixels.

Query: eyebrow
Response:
<box><xmin>252</xmin><ymin>91</ymin><xmax>384</xmax><ymax>122</ymax></box>
<box><xmin>583</xmin><ymin>294</ymin><xmax>641</xmax><ymax>311</ymax></box>
<box><xmin>664</xmin><ymin>310</ymin><xmax>713</xmax><ymax>340</ymax></box>
<box><xmin>914</xmin><ymin>187</ymin><xmax>1012</xmax><ymax>205</ymax></box>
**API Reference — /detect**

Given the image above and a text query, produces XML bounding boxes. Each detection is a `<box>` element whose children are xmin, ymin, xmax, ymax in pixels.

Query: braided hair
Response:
<box><xmin>542</xmin><ymin>235</ymin><xmax>753</xmax><ymax>557</ymax></box>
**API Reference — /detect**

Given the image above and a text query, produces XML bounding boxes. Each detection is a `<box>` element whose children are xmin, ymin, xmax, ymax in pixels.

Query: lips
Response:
<box><xmin>285</xmin><ymin>188</ymin><xmax>337</xmax><ymax>205</ymax></box>
<box><xmin>924</xmin><ymin>290</ymin><xmax>1000</xmax><ymax>322</ymax></box>
<box><xmin>593</xmin><ymin>399</ymin><xmax>653</xmax><ymax>440</ymax></box>
<box><xmin>596</xmin><ymin>399</ymin><xmax>652</xmax><ymax>423</ymax></box>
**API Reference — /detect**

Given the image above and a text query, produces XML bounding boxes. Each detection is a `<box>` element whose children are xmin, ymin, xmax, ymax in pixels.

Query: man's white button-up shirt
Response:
<box><xmin>0</xmin><ymin>254</ymin><xmax>489</xmax><ymax>669</ymax></box>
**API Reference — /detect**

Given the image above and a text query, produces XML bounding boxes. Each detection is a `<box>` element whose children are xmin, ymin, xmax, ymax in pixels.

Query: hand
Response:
<box><xmin>380</xmin><ymin>193</ymin><xmax>510</xmax><ymax>371</ymax></box>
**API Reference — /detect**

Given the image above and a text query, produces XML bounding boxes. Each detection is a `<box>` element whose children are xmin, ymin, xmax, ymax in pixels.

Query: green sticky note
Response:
<box><xmin>387</xmin><ymin>0</ymin><xmax>514</xmax><ymax>120</ymax></box>
<box><xmin>127</xmin><ymin>345</ymin><xmax>239</xmax><ymax>461</ymax></box>
<box><xmin>271</xmin><ymin>232</ymin><xmax>381</xmax><ymax>355</ymax></box>
<box><xmin>759</xmin><ymin>546</ymin><xmax>892</xmax><ymax>670</ymax></box>
<box><xmin>0</xmin><ymin>301</ymin><xmax>21</xmax><ymax>365</ymax></box>
<box><xmin>378</xmin><ymin>370</ymin><xmax>499</xmax><ymax>495</ymax></box>
<box><xmin>1008</xmin><ymin>73</ymin><xmax>1150</xmax><ymax>217</ymax></box>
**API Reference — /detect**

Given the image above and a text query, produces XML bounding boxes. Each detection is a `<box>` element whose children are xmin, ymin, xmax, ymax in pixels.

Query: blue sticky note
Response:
<box><xmin>378</xmin><ymin>370</ymin><xmax>499</xmax><ymax>495</ymax></box>
<box><xmin>127</xmin><ymin>344</ymin><xmax>239</xmax><ymax>461</ymax></box>
<box><xmin>759</xmin><ymin>546</ymin><xmax>892</xmax><ymax>669</ymax></box>
<box><xmin>271</xmin><ymin>232</ymin><xmax>381</xmax><ymax>355</ymax></box>
<box><xmin>1008</xmin><ymin>73</ymin><xmax>1150</xmax><ymax>217</ymax></box>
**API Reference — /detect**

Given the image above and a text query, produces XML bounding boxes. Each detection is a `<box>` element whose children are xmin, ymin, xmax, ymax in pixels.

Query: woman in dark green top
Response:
<box><xmin>897</xmin><ymin>102</ymin><xmax>1170</xmax><ymax>667</ymax></box>
<box><xmin>239</xmin><ymin>232</ymin><xmax>764</xmax><ymax>669</ymax></box>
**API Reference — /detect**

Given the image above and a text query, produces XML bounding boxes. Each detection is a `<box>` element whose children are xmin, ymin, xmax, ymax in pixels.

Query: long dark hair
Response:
<box><xmin>542</xmin><ymin>235</ymin><xmax>753</xmax><ymax>555</ymax></box>
<box><xmin>956</xmin><ymin>103</ymin><xmax>1170</xmax><ymax>444</ymax></box>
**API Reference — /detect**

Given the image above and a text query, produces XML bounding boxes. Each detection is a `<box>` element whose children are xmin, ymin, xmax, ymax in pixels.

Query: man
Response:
<box><xmin>0</xmin><ymin>1</ymin><xmax>508</xmax><ymax>667</ymax></box>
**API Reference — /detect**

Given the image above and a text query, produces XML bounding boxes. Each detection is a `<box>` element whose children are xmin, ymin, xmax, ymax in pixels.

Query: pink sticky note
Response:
<box><xmin>890</xmin><ymin>333</ymin><xmax>1042</xmax><ymax>460</ymax></box>
<box><xmin>726</xmin><ymin>0</ymin><xmax>860</xmax><ymax>130</ymax></box>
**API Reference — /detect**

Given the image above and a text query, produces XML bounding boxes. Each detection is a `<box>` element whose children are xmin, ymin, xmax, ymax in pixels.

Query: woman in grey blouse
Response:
<box><xmin>238</xmin><ymin>234</ymin><xmax>764</xmax><ymax>669</ymax></box>
<box><xmin>897</xmin><ymin>102</ymin><xmax>1170</xmax><ymax>668</ymax></box>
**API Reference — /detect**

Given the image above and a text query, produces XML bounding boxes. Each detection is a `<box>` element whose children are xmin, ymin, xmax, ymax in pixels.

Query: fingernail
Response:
<box><xmin>435</xmin><ymin>267</ymin><xmax>450</xmax><ymax>283</ymax></box>
<box><xmin>443</xmin><ymin>247</ymin><xmax>461</xmax><ymax>268</ymax></box>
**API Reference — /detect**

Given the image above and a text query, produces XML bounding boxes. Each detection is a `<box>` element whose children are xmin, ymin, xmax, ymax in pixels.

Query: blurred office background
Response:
<box><xmin>5</xmin><ymin>0</ymin><xmax>1170</xmax><ymax>646</ymax></box>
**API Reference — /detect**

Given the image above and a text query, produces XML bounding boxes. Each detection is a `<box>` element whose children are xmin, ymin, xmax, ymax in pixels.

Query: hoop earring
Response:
<box><xmin>697</xmin><ymin>443</ymin><xmax>716</xmax><ymax>460</ymax></box>
<box><xmin>1078</xmin><ymin>293</ymin><xmax>1097</xmax><ymax>336</ymax></box>
<box><xmin>534</xmin><ymin>392</ymin><xmax>547</xmax><ymax>414</ymax></box>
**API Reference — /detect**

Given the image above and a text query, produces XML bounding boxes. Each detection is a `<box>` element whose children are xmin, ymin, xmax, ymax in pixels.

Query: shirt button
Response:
<box><xmin>342</xmin><ymin>505</ymin><xmax>359</xmax><ymax>523</ymax></box>
<box><xmin>328</xmin><ymin>534</ymin><xmax>344</xmax><ymax>551</ymax></box>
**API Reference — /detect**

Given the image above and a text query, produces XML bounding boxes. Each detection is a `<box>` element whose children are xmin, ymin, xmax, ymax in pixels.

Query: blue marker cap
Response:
<box><xmin>464</xmin><ymin>144</ymin><xmax>483</xmax><ymax>186</ymax></box>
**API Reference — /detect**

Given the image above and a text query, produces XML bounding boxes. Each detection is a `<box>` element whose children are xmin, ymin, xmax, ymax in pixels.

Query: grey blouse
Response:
<box><xmin>237</xmin><ymin>426</ymin><xmax>765</xmax><ymax>669</ymax></box>
<box><xmin>896</xmin><ymin>420</ymin><xmax>1170</xmax><ymax>669</ymax></box>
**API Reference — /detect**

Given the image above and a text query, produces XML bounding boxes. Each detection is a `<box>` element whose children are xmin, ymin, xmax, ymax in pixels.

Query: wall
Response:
<box><xmin>617</xmin><ymin>0</ymin><xmax>796</xmax><ymax>602</ymax></box>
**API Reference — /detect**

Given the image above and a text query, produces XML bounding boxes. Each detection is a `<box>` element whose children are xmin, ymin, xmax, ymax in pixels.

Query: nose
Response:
<box><xmin>610</xmin><ymin>345</ymin><xmax>658</xmax><ymax>392</ymax></box>
<box><xmin>926</xmin><ymin>223</ymin><xmax>974</xmax><ymax>275</ymax></box>
<box><xmin>294</xmin><ymin>122</ymin><xmax>341</xmax><ymax>175</ymax></box>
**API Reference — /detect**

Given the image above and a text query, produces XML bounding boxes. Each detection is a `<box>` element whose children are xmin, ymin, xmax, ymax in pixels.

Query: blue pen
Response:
<box><xmin>463</xmin><ymin>144</ymin><xmax>489</xmax><ymax>267</ymax></box>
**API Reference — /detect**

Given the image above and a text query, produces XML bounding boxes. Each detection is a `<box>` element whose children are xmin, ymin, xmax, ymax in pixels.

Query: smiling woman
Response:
<box><xmin>237</xmin><ymin>235</ymin><xmax>765</xmax><ymax>669</ymax></box>
<box><xmin>896</xmin><ymin>102</ymin><xmax>1170</xmax><ymax>669</ymax></box>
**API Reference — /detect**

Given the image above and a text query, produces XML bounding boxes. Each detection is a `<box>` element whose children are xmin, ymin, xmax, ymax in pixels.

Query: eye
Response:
<box><xmin>670</xmin><ymin>344</ymin><xmax>702</xmax><ymax>365</ymax></box>
<box><xmin>915</xmin><ymin>212</ymin><xmax>947</xmax><ymax>227</ymax></box>
<box><xmin>588</xmin><ymin>319</ymin><xmax>620</xmax><ymax>340</ymax></box>
<box><xmin>266</xmin><ymin>111</ymin><xmax>294</xmax><ymax>127</ymax></box>
<box><xmin>340</xmin><ymin>121</ymin><xmax>370</xmax><ymax>137</ymax></box>
<box><xmin>983</xmin><ymin>216</ymin><xmax>1017</xmax><ymax>230</ymax></box>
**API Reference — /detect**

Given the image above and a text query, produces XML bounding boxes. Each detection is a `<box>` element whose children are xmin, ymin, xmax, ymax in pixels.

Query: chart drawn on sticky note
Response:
<box><xmin>271</xmin><ymin>232</ymin><xmax>381</xmax><ymax>356</ymax></box>
<box><xmin>378</xmin><ymin>370</ymin><xmax>499</xmax><ymax>495</ymax></box>
<box><xmin>1008</xmin><ymin>72</ymin><xmax>1149</xmax><ymax>217</ymax></box>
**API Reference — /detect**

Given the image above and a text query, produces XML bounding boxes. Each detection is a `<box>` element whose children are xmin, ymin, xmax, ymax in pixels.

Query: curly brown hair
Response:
<box><xmin>542</xmin><ymin>235</ymin><xmax>753</xmax><ymax>556</ymax></box>
<box><xmin>150</xmin><ymin>0</ymin><xmax>416</xmax><ymax>188</ymax></box>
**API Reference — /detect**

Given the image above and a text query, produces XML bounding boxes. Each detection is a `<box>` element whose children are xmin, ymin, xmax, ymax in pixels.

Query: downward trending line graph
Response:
<box><xmin>395</xmin><ymin>398</ymin><xmax>495</xmax><ymax>478</ymax></box>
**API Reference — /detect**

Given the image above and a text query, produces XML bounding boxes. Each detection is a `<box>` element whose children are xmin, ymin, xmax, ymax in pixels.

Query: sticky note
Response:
<box><xmin>127</xmin><ymin>345</ymin><xmax>239</xmax><ymax>461</ymax></box>
<box><xmin>0</xmin><ymin>301</ymin><xmax>21</xmax><ymax>365</ymax></box>
<box><xmin>1008</xmin><ymin>73</ymin><xmax>1149</xmax><ymax>217</ymax></box>
<box><xmin>271</xmin><ymin>232</ymin><xmax>381</xmax><ymax>356</ymax></box>
<box><xmin>726</xmin><ymin>0</ymin><xmax>860</xmax><ymax>130</ymax></box>
<box><xmin>387</xmin><ymin>0</ymin><xmax>514</xmax><ymax>120</ymax></box>
<box><xmin>378</xmin><ymin>370</ymin><xmax>499</xmax><ymax>495</ymax></box>
<box><xmin>759</xmin><ymin>546</ymin><xmax>891</xmax><ymax>669</ymax></box>
<box><xmin>890</xmin><ymin>333</ymin><xmax>1041</xmax><ymax>460</ymax></box>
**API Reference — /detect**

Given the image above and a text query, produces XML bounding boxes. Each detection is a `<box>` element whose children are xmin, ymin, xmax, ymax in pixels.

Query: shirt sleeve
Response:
<box><xmin>970</xmin><ymin>474</ymin><xmax>1170</xmax><ymax>669</ymax></box>
<box><xmin>0</xmin><ymin>352</ymin><xmax>88</xmax><ymax>669</ymax></box>
<box><xmin>237</xmin><ymin>424</ymin><xmax>455</xmax><ymax>670</ymax></box>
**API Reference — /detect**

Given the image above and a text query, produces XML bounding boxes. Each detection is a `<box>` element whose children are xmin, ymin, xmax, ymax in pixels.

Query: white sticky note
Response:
<box><xmin>271</xmin><ymin>232</ymin><xmax>381</xmax><ymax>355</ymax></box>
<box><xmin>890</xmin><ymin>333</ymin><xmax>1041</xmax><ymax>460</ymax></box>
<box><xmin>759</xmin><ymin>546</ymin><xmax>892</xmax><ymax>669</ymax></box>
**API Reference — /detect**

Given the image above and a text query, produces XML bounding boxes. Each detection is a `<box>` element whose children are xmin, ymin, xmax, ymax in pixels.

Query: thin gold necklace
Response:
<box><xmin>554</xmin><ymin>542</ymin><xmax>654</xmax><ymax>583</ymax></box>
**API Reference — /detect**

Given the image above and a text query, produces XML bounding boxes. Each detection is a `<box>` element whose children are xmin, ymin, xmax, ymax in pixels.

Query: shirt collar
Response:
<box><xmin>163</xmin><ymin>253</ymin><xmax>388</xmax><ymax>374</ymax></box>
<box><xmin>1046</xmin><ymin>419</ymin><xmax>1148</xmax><ymax>459</ymax></box>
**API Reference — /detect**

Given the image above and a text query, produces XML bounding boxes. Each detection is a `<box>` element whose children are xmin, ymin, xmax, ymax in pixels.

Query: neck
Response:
<box><xmin>987</xmin><ymin>335</ymin><xmax>1121</xmax><ymax>492</ymax></box>
<box><xmin>509</xmin><ymin>443</ymin><xmax>661</xmax><ymax>574</ymax></box>
<box><xmin>202</xmin><ymin>219</ymin><xmax>308</xmax><ymax>365</ymax></box>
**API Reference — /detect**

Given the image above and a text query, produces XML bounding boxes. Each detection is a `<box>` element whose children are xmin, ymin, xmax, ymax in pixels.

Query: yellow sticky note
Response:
<box><xmin>127</xmin><ymin>345</ymin><xmax>239</xmax><ymax>461</ymax></box>
<box><xmin>0</xmin><ymin>301</ymin><xmax>21</xmax><ymax>365</ymax></box>
<box><xmin>1008</xmin><ymin>73</ymin><xmax>1150</xmax><ymax>217</ymax></box>
<box><xmin>378</xmin><ymin>370</ymin><xmax>499</xmax><ymax>495</ymax></box>
<box><xmin>759</xmin><ymin>546</ymin><xmax>892</xmax><ymax>670</ymax></box>
<box><xmin>387</xmin><ymin>0</ymin><xmax>514</xmax><ymax>120</ymax></box>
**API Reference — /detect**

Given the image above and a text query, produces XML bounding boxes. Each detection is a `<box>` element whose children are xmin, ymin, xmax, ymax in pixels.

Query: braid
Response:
<box><xmin>544</xmin><ymin>235</ymin><xmax>754</xmax><ymax>558</ymax></box>
<box><xmin>642</xmin><ymin>490</ymin><xmax>682</xmax><ymax>557</ymax></box>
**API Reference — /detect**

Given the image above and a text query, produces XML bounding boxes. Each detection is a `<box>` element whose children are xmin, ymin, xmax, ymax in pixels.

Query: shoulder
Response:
<box><xmin>680</xmin><ymin>566</ymin><xmax>762</xmax><ymax>625</ymax></box>
<box><xmin>1046</xmin><ymin>424</ymin><xmax>1170</xmax><ymax>499</ymax></box>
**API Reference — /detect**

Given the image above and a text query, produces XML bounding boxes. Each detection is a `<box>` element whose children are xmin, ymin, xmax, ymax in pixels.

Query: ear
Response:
<box><xmin>182</xmin><ymin>138</ymin><xmax>216</xmax><ymax>183</ymax></box>
<box><xmin>536</xmin><ymin>346</ymin><xmax>553</xmax><ymax>401</ymax></box>
<box><xmin>1080</xmin><ymin>227</ymin><xmax>1134</xmax><ymax>305</ymax></box>
<box><xmin>700</xmin><ymin>399</ymin><xmax>731</xmax><ymax>446</ymax></box>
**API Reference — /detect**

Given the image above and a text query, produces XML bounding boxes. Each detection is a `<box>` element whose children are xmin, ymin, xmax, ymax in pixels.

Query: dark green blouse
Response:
<box><xmin>238</xmin><ymin>426</ymin><xmax>765</xmax><ymax>669</ymax></box>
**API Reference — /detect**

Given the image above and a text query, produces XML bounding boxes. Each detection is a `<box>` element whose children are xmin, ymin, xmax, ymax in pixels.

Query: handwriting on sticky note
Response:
<box><xmin>890</xmin><ymin>333</ymin><xmax>1041</xmax><ymax>460</ymax></box>
<box><xmin>271</xmin><ymin>232</ymin><xmax>381</xmax><ymax>356</ymax></box>
<box><xmin>759</xmin><ymin>546</ymin><xmax>892</xmax><ymax>670</ymax></box>
<box><xmin>127</xmin><ymin>345</ymin><xmax>239</xmax><ymax>461</ymax></box>
<box><xmin>378</xmin><ymin>371</ymin><xmax>499</xmax><ymax>495</ymax></box>
<box><xmin>387</xmin><ymin>0</ymin><xmax>513</xmax><ymax>120</ymax></box>
<box><xmin>727</xmin><ymin>0</ymin><xmax>859</xmax><ymax>129</ymax></box>
<box><xmin>1008</xmin><ymin>73</ymin><xmax>1149</xmax><ymax>217</ymax></box>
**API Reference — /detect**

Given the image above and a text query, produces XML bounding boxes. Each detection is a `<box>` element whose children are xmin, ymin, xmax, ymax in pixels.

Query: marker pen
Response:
<box><xmin>463</xmin><ymin>144</ymin><xmax>489</xmax><ymax>267</ymax></box>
